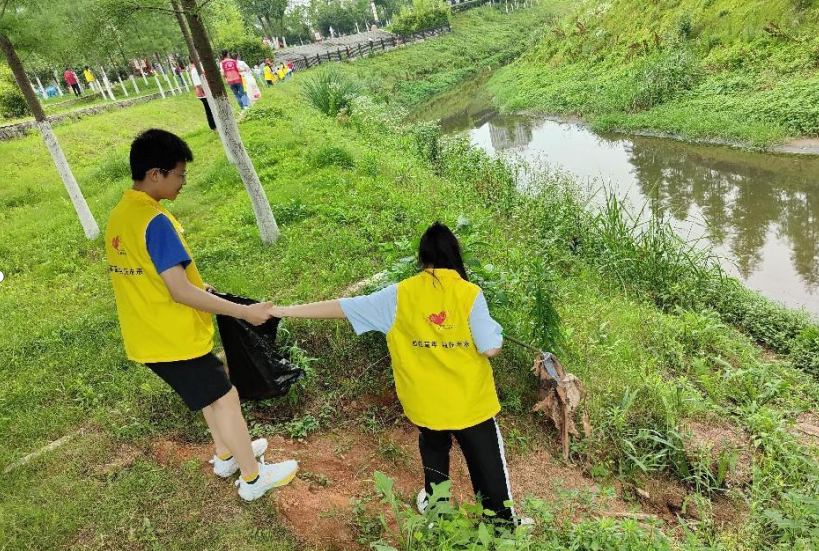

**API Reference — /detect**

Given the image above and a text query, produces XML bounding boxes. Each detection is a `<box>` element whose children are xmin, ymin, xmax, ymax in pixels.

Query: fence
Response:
<box><xmin>287</xmin><ymin>24</ymin><xmax>452</xmax><ymax>71</ymax></box>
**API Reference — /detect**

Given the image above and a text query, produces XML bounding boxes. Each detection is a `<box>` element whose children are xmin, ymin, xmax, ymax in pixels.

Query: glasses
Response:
<box><xmin>155</xmin><ymin>168</ymin><xmax>188</xmax><ymax>180</ymax></box>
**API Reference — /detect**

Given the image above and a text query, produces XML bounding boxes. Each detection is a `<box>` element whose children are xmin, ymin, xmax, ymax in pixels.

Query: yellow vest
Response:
<box><xmin>264</xmin><ymin>66</ymin><xmax>274</xmax><ymax>80</ymax></box>
<box><xmin>83</xmin><ymin>69</ymin><xmax>94</xmax><ymax>82</ymax></box>
<box><xmin>387</xmin><ymin>269</ymin><xmax>500</xmax><ymax>430</ymax></box>
<box><xmin>105</xmin><ymin>189</ymin><xmax>214</xmax><ymax>363</ymax></box>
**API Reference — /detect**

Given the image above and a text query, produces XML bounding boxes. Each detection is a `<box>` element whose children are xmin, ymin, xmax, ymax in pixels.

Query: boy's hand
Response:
<box><xmin>204</xmin><ymin>283</ymin><xmax>216</xmax><ymax>294</ymax></box>
<box><xmin>241</xmin><ymin>302</ymin><xmax>273</xmax><ymax>326</ymax></box>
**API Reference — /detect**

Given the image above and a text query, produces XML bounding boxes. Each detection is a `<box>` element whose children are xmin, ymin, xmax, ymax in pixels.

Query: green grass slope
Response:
<box><xmin>490</xmin><ymin>0</ymin><xmax>819</xmax><ymax>146</ymax></box>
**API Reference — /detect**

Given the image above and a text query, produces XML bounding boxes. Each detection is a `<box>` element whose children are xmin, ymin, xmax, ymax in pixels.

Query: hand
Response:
<box><xmin>241</xmin><ymin>302</ymin><xmax>273</xmax><ymax>326</ymax></box>
<box><xmin>268</xmin><ymin>305</ymin><xmax>285</xmax><ymax>318</ymax></box>
<box><xmin>204</xmin><ymin>283</ymin><xmax>216</xmax><ymax>294</ymax></box>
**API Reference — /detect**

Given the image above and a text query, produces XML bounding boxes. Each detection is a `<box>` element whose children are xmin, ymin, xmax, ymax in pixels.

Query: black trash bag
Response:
<box><xmin>215</xmin><ymin>292</ymin><xmax>305</xmax><ymax>401</ymax></box>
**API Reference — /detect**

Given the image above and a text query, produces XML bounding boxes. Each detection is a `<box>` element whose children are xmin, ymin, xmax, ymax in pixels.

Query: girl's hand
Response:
<box><xmin>241</xmin><ymin>302</ymin><xmax>273</xmax><ymax>326</ymax></box>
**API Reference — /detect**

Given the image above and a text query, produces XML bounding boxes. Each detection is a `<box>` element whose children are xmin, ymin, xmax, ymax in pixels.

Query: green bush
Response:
<box><xmin>390</xmin><ymin>0</ymin><xmax>450</xmax><ymax>35</ymax></box>
<box><xmin>631</xmin><ymin>48</ymin><xmax>703</xmax><ymax>111</ymax></box>
<box><xmin>0</xmin><ymin>65</ymin><xmax>28</xmax><ymax>119</ymax></box>
<box><xmin>301</xmin><ymin>67</ymin><xmax>361</xmax><ymax>117</ymax></box>
<box><xmin>219</xmin><ymin>37</ymin><xmax>270</xmax><ymax>66</ymax></box>
<box><xmin>309</xmin><ymin>143</ymin><xmax>355</xmax><ymax>169</ymax></box>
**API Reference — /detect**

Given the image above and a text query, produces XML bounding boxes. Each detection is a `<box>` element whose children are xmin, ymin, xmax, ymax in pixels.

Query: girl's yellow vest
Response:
<box><xmin>105</xmin><ymin>190</ymin><xmax>214</xmax><ymax>363</ymax></box>
<box><xmin>387</xmin><ymin>269</ymin><xmax>500</xmax><ymax>430</ymax></box>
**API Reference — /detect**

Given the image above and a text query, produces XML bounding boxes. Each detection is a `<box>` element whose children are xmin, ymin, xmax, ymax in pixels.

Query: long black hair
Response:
<box><xmin>418</xmin><ymin>222</ymin><xmax>468</xmax><ymax>281</ymax></box>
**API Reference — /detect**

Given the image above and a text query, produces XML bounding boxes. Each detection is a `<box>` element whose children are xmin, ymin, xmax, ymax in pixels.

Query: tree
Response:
<box><xmin>0</xmin><ymin>0</ymin><xmax>100</xmax><ymax>239</ymax></box>
<box><xmin>179</xmin><ymin>0</ymin><xmax>280</xmax><ymax>244</ymax></box>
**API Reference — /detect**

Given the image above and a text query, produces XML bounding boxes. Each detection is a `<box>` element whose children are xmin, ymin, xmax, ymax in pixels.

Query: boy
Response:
<box><xmin>105</xmin><ymin>129</ymin><xmax>297</xmax><ymax>501</ymax></box>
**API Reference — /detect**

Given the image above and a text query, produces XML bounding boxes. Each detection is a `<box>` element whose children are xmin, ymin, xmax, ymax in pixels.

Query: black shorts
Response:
<box><xmin>145</xmin><ymin>352</ymin><xmax>232</xmax><ymax>411</ymax></box>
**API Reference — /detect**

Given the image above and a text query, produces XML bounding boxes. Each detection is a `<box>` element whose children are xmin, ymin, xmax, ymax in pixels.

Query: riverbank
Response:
<box><xmin>2</xmin><ymin>7</ymin><xmax>819</xmax><ymax>550</ymax></box>
<box><xmin>488</xmin><ymin>0</ymin><xmax>819</xmax><ymax>148</ymax></box>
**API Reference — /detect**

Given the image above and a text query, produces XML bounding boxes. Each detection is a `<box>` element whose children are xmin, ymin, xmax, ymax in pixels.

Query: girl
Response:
<box><xmin>269</xmin><ymin>222</ymin><xmax>521</xmax><ymax>522</ymax></box>
<box><xmin>263</xmin><ymin>59</ymin><xmax>275</xmax><ymax>87</ymax></box>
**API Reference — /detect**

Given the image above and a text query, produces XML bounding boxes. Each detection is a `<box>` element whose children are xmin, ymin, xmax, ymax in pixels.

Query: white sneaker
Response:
<box><xmin>416</xmin><ymin>488</ymin><xmax>428</xmax><ymax>513</ymax></box>
<box><xmin>516</xmin><ymin>515</ymin><xmax>535</xmax><ymax>527</ymax></box>
<box><xmin>210</xmin><ymin>438</ymin><xmax>268</xmax><ymax>478</ymax></box>
<box><xmin>235</xmin><ymin>458</ymin><xmax>298</xmax><ymax>501</ymax></box>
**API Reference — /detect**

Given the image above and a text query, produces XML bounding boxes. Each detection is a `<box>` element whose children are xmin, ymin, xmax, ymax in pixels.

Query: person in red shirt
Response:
<box><xmin>63</xmin><ymin>68</ymin><xmax>81</xmax><ymax>97</ymax></box>
<box><xmin>219</xmin><ymin>50</ymin><xmax>248</xmax><ymax>110</ymax></box>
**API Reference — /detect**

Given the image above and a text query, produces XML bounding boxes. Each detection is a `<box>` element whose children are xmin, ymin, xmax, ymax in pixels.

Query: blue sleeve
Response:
<box><xmin>145</xmin><ymin>214</ymin><xmax>191</xmax><ymax>274</ymax></box>
<box><xmin>339</xmin><ymin>284</ymin><xmax>398</xmax><ymax>335</ymax></box>
<box><xmin>469</xmin><ymin>291</ymin><xmax>503</xmax><ymax>353</ymax></box>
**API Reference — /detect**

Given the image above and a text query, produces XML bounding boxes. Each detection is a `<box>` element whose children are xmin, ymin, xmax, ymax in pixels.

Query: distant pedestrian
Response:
<box><xmin>236</xmin><ymin>53</ymin><xmax>261</xmax><ymax>106</ymax></box>
<box><xmin>220</xmin><ymin>49</ymin><xmax>248</xmax><ymax>110</ymax></box>
<box><xmin>83</xmin><ymin>66</ymin><xmax>96</xmax><ymax>93</ymax></box>
<box><xmin>64</xmin><ymin>68</ymin><xmax>81</xmax><ymax>97</ymax></box>
<box><xmin>190</xmin><ymin>63</ymin><xmax>216</xmax><ymax>131</ymax></box>
<box><xmin>174</xmin><ymin>63</ymin><xmax>185</xmax><ymax>88</ymax></box>
<box><xmin>263</xmin><ymin>59</ymin><xmax>275</xmax><ymax>87</ymax></box>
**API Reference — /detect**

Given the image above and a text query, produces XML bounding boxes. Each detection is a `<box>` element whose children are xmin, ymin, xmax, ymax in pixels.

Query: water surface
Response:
<box><xmin>425</xmin><ymin>85</ymin><xmax>819</xmax><ymax>315</ymax></box>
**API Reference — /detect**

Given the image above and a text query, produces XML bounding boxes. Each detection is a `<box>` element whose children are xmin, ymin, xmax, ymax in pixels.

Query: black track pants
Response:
<box><xmin>418</xmin><ymin>417</ymin><xmax>514</xmax><ymax>520</ymax></box>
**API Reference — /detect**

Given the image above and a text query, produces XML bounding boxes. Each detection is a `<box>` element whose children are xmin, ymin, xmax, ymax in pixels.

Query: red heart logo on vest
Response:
<box><xmin>428</xmin><ymin>311</ymin><xmax>447</xmax><ymax>326</ymax></box>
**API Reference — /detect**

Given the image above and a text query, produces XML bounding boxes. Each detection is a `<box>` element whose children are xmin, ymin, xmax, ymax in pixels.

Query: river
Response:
<box><xmin>422</xmin><ymin>82</ymin><xmax>819</xmax><ymax>316</ymax></box>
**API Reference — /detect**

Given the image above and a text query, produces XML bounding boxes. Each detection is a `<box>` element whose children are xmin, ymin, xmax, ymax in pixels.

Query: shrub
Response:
<box><xmin>0</xmin><ymin>65</ymin><xmax>28</xmax><ymax>119</ymax></box>
<box><xmin>301</xmin><ymin>67</ymin><xmax>361</xmax><ymax>117</ymax></box>
<box><xmin>390</xmin><ymin>0</ymin><xmax>450</xmax><ymax>35</ymax></box>
<box><xmin>631</xmin><ymin>48</ymin><xmax>703</xmax><ymax>111</ymax></box>
<box><xmin>309</xmin><ymin>143</ymin><xmax>355</xmax><ymax>169</ymax></box>
<box><xmin>219</xmin><ymin>37</ymin><xmax>269</xmax><ymax>66</ymax></box>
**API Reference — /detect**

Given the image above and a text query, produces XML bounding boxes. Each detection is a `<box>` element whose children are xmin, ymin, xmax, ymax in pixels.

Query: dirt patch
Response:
<box><xmin>683</xmin><ymin>418</ymin><xmax>753</xmax><ymax>488</ymax></box>
<box><xmin>794</xmin><ymin>411</ymin><xmax>819</xmax><ymax>448</ymax></box>
<box><xmin>90</xmin><ymin>443</ymin><xmax>142</xmax><ymax>477</ymax></box>
<box><xmin>142</xmin><ymin>418</ymin><xmax>751</xmax><ymax>550</ymax></box>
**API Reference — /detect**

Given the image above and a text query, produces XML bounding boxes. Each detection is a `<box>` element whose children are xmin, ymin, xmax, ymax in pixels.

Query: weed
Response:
<box><xmin>302</xmin><ymin>67</ymin><xmax>362</xmax><ymax>117</ymax></box>
<box><xmin>308</xmin><ymin>143</ymin><xmax>355</xmax><ymax>169</ymax></box>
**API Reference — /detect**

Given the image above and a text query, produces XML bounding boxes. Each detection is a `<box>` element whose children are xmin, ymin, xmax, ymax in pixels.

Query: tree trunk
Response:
<box><xmin>171</xmin><ymin>0</ymin><xmax>230</xmax><ymax>161</ymax></box>
<box><xmin>258</xmin><ymin>15</ymin><xmax>271</xmax><ymax>41</ymax></box>
<box><xmin>100</xmin><ymin>66</ymin><xmax>116</xmax><ymax>100</ymax></box>
<box><xmin>154</xmin><ymin>73</ymin><xmax>166</xmax><ymax>98</ymax></box>
<box><xmin>34</xmin><ymin>74</ymin><xmax>46</xmax><ymax>99</ymax></box>
<box><xmin>0</xmin><ymin>34</ymin><xmax>100</xmax><ymax>239</ymax></box>
<box><xmin>130</xmin><ymin>74</ymin><xmax>140</xmax><ymax>94</ymax></box>
<box><xmin>52</xmin><ymin>70</ymin><xmax>64</xmax><ymax>96</ymax></box>
<box><xmin>180</xmin><ymin>0</ymin><xmax>279</xmax><ymax>245</ymax></box>
<box><xmin>117</xmin><ymin>73</ymin><xmax>129</xmax><ymax>96</ymax></box>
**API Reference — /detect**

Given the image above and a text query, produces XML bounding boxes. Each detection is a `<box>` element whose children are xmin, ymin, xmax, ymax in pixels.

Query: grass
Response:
<box><xmin>2</xmin><ymin>5</ymin><xmax>819</xmax><ymax>550</ymax></box>
<box><xmin>489</xmin><ymin>0</ymin><xmax>819</xmax><ymax>147</ymax></box>
<box><xmin>340</xmin><ymin>2</ymin><xmax>573</xmax><ymax>107</ymax></box>
<box><xmin>0</xmin><ymin>76</ymin><xmax>180</xmax><ymax>126</ymax></box>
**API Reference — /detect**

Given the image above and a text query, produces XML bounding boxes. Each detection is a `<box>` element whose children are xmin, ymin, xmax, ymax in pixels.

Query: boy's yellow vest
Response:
<box><xmin>83</xmin><ymin>69</ymin><xmax>94</xmax><ymax>82</ymax></box>
<box><xmin>387</xmin><ymin>269</ymin><xmax>500</xmax><ymax>430</ymax></box>
<box><xmin>105</xmin><ymin>189</ymin><xmax>214</xmax><ymax>363</ymax></box>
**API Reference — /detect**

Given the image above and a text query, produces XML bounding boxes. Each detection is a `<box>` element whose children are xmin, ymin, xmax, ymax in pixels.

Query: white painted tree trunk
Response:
<box><xmin>211</xmin><ymin>94</ymin><xmax>279</xmax><ymax>244</ymax></box>
<box><xmin>117</xmin><ymin>74</ymin><xmax>129</xmax><ymax>96</ymax></box>
<box><xmin>282</xmin><ymin>37</ymin><xmax>287</xmax><ymax>48</ymax></box>
<box><xmin>35</xmin><ymin>75</ymin><xmax>46</xmax><ymax>99</ymax></box>
<box><xmin>200</xmin><ymin>76</ymin><xmax>233</xmax><ymax>165</ymax></box>
<box><xmin>130</xmin><ymin>74</ymin><xmax>140</xmax><ymax>94</ymax></box>
<box><xmin>180</xmin><ymin>70</ymin><xmax>190</xmax><ymax>91</ymax></box>
<box><xmin>138</xmin><ymin>62</ymin><xmax>148</xmax><ymax>85</ymax></box>
<box><xmin>154</xmin><ymin>74</ymin><xmax>166</xmax><ymax>98</ymax></box>
<box><xmin>37</xmin><ymin>120</ymin><xmax>100</xmax><ymax>239</ymax></box>
<box><xmin>53</xmin><ymin>71</ymin><xmax>64</xmax><ymax>96</ymax></box>
<box><xmin>160</xmin><ymin>67</ymin><xmax>177</xmax><ymax>96</ymax></box>
<box><xmin>101</xmin><ymin>68</ymin><xmax>116</xmax><ymax>100</ymax></box>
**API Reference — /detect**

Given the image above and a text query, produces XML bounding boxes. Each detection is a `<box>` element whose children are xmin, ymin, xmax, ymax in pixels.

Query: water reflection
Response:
<box><xmin>437</xmin><ymin>105</ymin><xmax>819</xmax><ymax>314</ymax></box>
